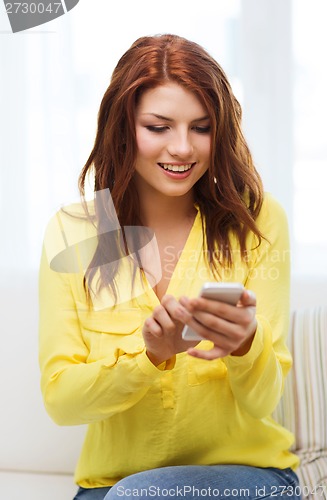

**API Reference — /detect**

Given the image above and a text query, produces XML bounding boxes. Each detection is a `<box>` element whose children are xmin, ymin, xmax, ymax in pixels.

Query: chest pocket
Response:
<box><xmin>187</xmin><ymin>341</ymin><xmax>227</xmax><ymax>385</ymax></box>
<box><xmin>76</xmin><ymin>304</ymin><xmax>144</xmax><ymax>364</ymax></box>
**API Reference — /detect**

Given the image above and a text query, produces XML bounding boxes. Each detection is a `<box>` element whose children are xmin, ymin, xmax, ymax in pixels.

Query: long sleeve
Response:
<box><xmin>38</xmin><ymin>215</ymin><xmax>172</xmax><ymax>426</ymax></box>
<box><xmin>224</xmin><ymin>193</ymin><xmax>291</xmax><ymax>418</ymax></box>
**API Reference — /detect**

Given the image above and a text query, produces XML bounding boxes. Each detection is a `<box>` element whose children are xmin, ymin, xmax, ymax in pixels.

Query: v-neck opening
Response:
<box><xmin>147</xmin><ymin>206</ymin><xmax>202</xmax><ymax>305</ymax></box>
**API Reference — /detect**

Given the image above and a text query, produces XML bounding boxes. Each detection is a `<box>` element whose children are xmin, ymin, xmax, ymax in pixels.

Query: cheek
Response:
<box><xmin>200</xmin><ymin>137</ymin><xmax>211</xmax><ymax>160</ymax></box>
<box><xmin>136</xmin><ymin>131</ymin><xmax>161</xmax><ymax>159</ymax></box>
<box><xmin>192</xmin><ymin>134</ymin><xmax>211</xmax><ymax>161</ymax></box>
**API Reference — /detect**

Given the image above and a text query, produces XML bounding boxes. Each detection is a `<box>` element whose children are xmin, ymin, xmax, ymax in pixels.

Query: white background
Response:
<box><xmin>1</xmin><ymin>0</ymin><xmax>326</xmax><ymax>277</ymax></box>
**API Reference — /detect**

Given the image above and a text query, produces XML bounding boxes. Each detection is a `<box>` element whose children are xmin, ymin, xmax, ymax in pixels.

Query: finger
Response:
<box><xmin>183</xmin><ymin>308</ymin><xmax>257</xmax><ymax>352</ymax></box>
<box><xmin>161</xmin><ymin>294</ymin><xmax>192</xmax><ymax>323</ymax></box>
<box><xmin>187</xmin><ymin>313</ymin><xmax>237</xmax><ymax>343</ymax></box>
<box><xmin>238</xmin><ymin>289</ymin><xmax>256</xmax><ymax>307</ymax></box>
<box><xmin>180</xmin><ymin>296</ymin><xmax>240</xmax><ymax>342</ymax></box>
<box><xmin>181</xmin><ymin>311</ymin><xmax>228</xmax><ymax>341</ymax></box>
<box><xmin>187</xmin><ymin>345</ymin><xmax>227</xmax><ymax>360</ymax></box>
<box><xmin>179</xmin><ymin>296</ymin><xmax>197</xmax><ymax>315</ymax></box>
<box><xmin>152</xmin><ymin>303</ymin><xmax>177</xmax><ymax>334</ymax></box>
<box><xmin>143</xmin><ymin>317</ymin><xmax>163</xmax><ymax>337</ymax></box>
<box><xmin>186</xmin><ymin>296</ymin><xmax>244</xmax><ymax>323</ymax></box>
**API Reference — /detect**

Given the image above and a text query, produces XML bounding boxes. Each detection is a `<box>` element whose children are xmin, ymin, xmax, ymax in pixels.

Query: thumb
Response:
<box><xmin>239</xmin><ymin>289</ymin><xmax>256</xmax><ymax>307</ymax></box>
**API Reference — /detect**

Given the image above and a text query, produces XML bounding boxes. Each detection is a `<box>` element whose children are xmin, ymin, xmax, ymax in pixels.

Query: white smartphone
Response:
<box><xmin>181</xmin><ymin>282</ymin><xmax>244</xmax><ymax>341</ymax></box>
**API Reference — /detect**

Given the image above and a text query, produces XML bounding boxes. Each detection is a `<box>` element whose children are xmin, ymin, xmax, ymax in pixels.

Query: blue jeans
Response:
<box><xmin>74</xmin><ymin>465</ymin><xmax>301</xmax><ymax>499</ymax></box>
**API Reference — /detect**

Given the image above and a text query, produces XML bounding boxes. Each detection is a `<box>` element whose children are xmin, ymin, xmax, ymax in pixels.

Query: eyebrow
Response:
<box><xmin>141</xmin><ymin>113</ymin><xmax>210</xmax><ymax>123</ymax></box>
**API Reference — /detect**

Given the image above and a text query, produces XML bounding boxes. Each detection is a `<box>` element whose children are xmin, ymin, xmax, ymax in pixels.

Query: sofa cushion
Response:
<box><xmin>273</xmin><ymin>306</ymin><xmax>327</xmax><ymax>498</ymax></box>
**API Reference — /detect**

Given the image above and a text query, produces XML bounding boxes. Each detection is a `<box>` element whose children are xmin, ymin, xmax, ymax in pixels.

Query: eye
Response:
<box><xmin>145</xmin><ymin>126</ymin><xmax>169</xmax><ymax>133</ymax></box>
<box><xmin>193</xmin><ymin>126</ymin><xmax>211</xmax><ymax>134</ymax></box>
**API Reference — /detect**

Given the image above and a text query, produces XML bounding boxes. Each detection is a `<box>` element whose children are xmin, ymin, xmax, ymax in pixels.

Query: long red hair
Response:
<box><xmin>78</xmin><ymin>34</ymin><xmax>264</xmax><ymax>298</ymax></box>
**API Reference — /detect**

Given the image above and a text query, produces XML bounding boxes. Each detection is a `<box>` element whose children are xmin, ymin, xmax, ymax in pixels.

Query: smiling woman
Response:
<box><xmin>39</xmin><ymin>34</ymin><xmax>301</xmax><ymax>500</ymax></box>
<box><xmin>134</xmin><ymin>83</ymin><xmax>211</xmax><ymax>201</ymax></box>
<box><xmin>77</xmin><ymin>34</ymin><xmax>265</xmax><ymax>304</ymax></box>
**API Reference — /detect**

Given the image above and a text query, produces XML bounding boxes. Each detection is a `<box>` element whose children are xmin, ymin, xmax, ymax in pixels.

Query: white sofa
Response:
<box><xmin>0</xmin><ymin>272</ymin><xmax>85</xmax><ymax>500</ymax></box>
<box><xmin>1</xmin><ymin>273</ymin><xmax>326</xmax><ymax>500</ymax></box>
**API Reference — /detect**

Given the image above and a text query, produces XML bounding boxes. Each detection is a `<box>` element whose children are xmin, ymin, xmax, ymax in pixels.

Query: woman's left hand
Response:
<box><xmin>179</xmin><ymin>289</ymin><xmax>257</xmax><ymax>360</ymax></box>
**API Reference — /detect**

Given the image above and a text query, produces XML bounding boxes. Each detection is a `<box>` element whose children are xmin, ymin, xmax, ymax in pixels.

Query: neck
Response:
<box><xmin>139</xmin><ymin>191</ymin><xmax>196</xmax><ymax>228</ymax></box>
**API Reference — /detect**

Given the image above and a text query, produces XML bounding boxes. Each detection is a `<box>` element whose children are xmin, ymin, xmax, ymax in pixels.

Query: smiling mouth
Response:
<box><xmin>158</xmin><ymin>163</ymin><xmax>195</xmax><ymax>172</ymax></box>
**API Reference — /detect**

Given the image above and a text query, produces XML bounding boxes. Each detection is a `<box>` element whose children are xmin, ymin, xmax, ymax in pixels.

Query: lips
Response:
<box><xmin>158</xmin><ymin>163</ymin><xmax>195</xmax><ymax>173</ymax></box>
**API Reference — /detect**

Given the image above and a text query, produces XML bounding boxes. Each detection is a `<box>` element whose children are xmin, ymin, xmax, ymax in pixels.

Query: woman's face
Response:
<box><xmin>134</xmin><ymin>82</ymin><xmax>211</xmax><ymax>201</ymax></box>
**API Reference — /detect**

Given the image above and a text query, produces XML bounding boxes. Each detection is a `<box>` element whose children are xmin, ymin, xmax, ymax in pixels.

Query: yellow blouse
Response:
<box><xmin>39</xmin><ymin>193</ymin><xmax>299</xmax><ymax>488</ymax></box>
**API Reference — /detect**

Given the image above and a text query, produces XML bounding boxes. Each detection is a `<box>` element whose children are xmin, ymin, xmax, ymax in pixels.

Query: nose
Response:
<box><xmin>167</xmin><ymin>130</ymin><xmax>194</xmax><ymax>159</ymax></box>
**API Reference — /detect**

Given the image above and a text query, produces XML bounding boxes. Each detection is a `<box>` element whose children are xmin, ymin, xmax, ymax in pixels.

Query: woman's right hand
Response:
<box><xmin>142</xmin><ymin>295</ymin><xmax>199</xmax><ymax>366</ymax></box>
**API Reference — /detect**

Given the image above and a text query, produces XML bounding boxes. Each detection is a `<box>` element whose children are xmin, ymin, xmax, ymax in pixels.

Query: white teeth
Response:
<box><xmin>159</xmin><ymin>163</ymin><xmax>193</xmax><ymax>172</ymax></box>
